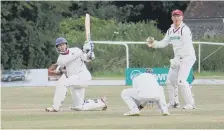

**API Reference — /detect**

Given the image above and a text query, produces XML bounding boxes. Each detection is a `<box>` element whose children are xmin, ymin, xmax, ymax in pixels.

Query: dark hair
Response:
<box><xmin>146</xmin><ymin>68</ymin><xmax>153</xmax><ymax>73</ymax></box>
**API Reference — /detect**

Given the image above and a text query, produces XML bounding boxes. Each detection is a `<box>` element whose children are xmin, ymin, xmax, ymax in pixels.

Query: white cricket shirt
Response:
<box><xmin>56</xmin><ymin>47</ymin><xmax>89</xmax><ymax>76</ymax></box>
<box><xmin>132</xmin><ymin>73</ymin><xmax>162</xmax><ymax>99</ymax></box>
<box><xmin>153</xmin><ymin>22</ymin><xmax>196</xmax><ymax>60</ymax></box>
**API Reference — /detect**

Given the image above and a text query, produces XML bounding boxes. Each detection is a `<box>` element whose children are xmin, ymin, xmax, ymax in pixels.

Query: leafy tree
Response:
<box><xmin>1</xmin><ymin>1</ymin><xmax>70</xmax><ymax>69</ymax></box>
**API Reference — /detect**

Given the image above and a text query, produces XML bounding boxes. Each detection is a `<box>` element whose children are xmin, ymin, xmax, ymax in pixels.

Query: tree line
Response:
<box><xmin>2</xmin><ymin>1</ymin><xmax>223</xmax><ymax>72</ymax></box>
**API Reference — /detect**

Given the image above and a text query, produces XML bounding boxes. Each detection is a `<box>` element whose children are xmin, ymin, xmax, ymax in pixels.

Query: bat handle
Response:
<box><xmin>59</xmin><ymin>67</ymin><xmax>68</xmax><ymax>78</ymax></box>
<box><xmin>64</xmin><ymin>70</ymin><xmax>68</xmax><ymax>78</ymax></box>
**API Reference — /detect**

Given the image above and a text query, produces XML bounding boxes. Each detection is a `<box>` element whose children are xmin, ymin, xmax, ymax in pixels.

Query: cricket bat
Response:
<box><xmin>85</xmin><ymin>13</ymin><xmax>91</xmax><ymax>42</ymax></box>
<box><xmin>85</xmin><ymin>13</ymin><xmax>94</xmax><ymax>60</ymax></box>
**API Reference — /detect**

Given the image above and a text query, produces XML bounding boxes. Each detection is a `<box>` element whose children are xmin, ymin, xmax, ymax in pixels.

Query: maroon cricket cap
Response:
<box><xmin>172</xmin><ymin>9</ymin><xmax>183</xmax><ymax>16</ymax></box>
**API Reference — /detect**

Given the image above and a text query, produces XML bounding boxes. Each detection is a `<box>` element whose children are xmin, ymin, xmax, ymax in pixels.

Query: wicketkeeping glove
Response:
<box><xmin>146</xmin><ymin>36</ymin><xmax>157</xmax><ymax>48</ymax></box>
<box><xmin>146</xmin><ymin>36</ymin><xmax>154</xmax><ymax>43</ymax></box>
<box><xmin>170</xmin><ymin>58</ymin><xmax>180</xmax><ymax>69</ymax></box>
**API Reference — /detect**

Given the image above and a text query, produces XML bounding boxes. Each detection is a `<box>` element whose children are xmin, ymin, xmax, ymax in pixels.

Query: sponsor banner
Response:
<box><xmin>1</xmin><ymin>69</ymin><xmax>48</xmax><ymax>87</ymax></box>
<box><xmin>125</xmin><ymin>67</ymin><xmax>193</xmax><ymax>86</ymax></box>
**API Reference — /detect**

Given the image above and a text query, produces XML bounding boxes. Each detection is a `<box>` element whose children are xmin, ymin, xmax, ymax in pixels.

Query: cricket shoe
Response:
<box><xmin>160</xmin><ymin>106</ymin><xmax>170</xmax><ymax>116</ymax></box>
<box><xmin>45</xmin><ymin>106</ymin><xmax>61</xmax><ymax>112</ymax></box>
<box><xmin>161</xmin><ymin>108</ymin><xmax>170</xmax><ymax>116</ymax></box>
<box><xmin>182</xmin><ymin>104</ymin><xmax>195</xmax><ymax>110</ymax></box>
<box><xmin>167</xmin><ymin>102</ymin><xmax>180</xmax><ymax>108</ymax></box>
<box><xmin>124</xmin><ymin>111</ymin><xmax>140</xmax><ymax>116</ymax></box>
<box><xmin>162</xmin><ymin>111</ymin><xmax>170</xmax><ymax>116</ymax></box>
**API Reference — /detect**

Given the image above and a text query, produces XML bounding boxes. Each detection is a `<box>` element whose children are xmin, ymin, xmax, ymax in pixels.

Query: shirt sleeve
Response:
<box><xmin>182</xmin><ymin>26</ymin><xmax>192</xmax><ymax>44</ymax></box>
<box><xmin>75</xmin><ymin>48</ymin><xmax>90</xmax><ymax>62</ymax></box>
<box><xmin>56</xmin><ymin>56</ymin><xmax>61</xmax><ymax>66</ymax></box>
<box><xmin>153</xmin><ymin>30</ymin><xmax>170</xmax><ymax>48</ymax></box>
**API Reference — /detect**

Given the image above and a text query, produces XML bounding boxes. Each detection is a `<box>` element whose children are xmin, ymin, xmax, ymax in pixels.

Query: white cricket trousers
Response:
<box><xmin>121</xmin><ymin>88</ymin><xmax>168</xmax><ymax>113</ymax></box>
<box><xmin>52</xmin><ymin>69</ymin><xmax>91</xmax><ymax>110</ymax></box>
<box><xmin>167</xmin><ymin>56</ymin><xmax>195</xmax><ymax>106</ymax></box>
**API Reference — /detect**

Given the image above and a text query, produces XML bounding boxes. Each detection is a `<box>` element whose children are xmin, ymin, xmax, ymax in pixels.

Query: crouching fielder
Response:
<box><xmin>121</xmin><ymin>72</ymin><xmax>170</xmax><ymax>116</ymax></box>
<box><xmin>45</xmin><ymin>37</ymin><xmax>107</xmax><ymax>112</ymax></box>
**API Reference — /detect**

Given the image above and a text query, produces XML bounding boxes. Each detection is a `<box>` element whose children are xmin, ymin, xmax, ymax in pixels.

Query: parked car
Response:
<box><xmin>1</xmin><ymin>71</ymin><xmax>26</xmax><ymax>82</ymax></box>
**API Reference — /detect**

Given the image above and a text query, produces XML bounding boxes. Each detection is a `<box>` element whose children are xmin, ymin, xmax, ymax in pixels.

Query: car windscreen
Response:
<box><xmin>15</xmin><ymin>72</ymin><xmax>23</xmax><ymax>74</ymax></box>
<box><xmin>3</xmin><ymin>72</ymin><xmax>12</xmax><ymax>74</ymax></box>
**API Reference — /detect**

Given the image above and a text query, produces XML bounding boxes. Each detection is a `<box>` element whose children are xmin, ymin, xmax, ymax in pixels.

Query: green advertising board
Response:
<box><xmin>125</xmin><ymin>67</ymin><xmax>193</xmax><ymax>86</ymax></box>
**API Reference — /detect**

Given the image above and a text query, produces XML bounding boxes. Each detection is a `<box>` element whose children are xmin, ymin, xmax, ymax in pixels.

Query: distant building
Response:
<box><xmin>184</xmin><ymin>1</ymin><xmax>224</xmax><ymax>40</ymax></box>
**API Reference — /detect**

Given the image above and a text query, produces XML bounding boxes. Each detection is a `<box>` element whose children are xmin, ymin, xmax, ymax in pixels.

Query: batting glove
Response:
<box><xmin>87</xmin><ymin>51</ymin><xmax>95</xmax><ymax>60</ymax></box>
<box><xmin>83</xmin><ymin>42</ymin><xmax>91</xmax><ymax>53</ymax></box>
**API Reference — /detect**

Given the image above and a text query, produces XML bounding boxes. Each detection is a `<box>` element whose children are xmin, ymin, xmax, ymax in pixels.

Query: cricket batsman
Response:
<box><xmin>121</xmin><ymin>69</ymin><xmax>170</xmax><ymax>116</ymax></box>
<box><xmin>45</xmin><ymin>37</ymin><xmax>107</xmax><ymax>112</ymax></box>
<box><xmin>146</xmin><ymin>9</ymin><xmax>196</xmax><ymax>109</ymax></box>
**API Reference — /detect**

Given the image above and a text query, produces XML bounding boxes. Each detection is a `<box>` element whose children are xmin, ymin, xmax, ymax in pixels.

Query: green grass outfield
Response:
<box><xmin>1</xmin><ymin>85</ymin><xmax>224</xmax><ymax>129</ymax></box>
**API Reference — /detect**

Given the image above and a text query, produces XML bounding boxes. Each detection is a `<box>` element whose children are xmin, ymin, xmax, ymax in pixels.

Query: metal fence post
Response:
<box><xmin>94</xmin><ymin>41</ymin><xmax>224</xmax><ymax>73</ymax></box>
<box><xmin>198</xmin><ymin>44</ymin><xmax>201</xmax><ymax>73</ymax></box>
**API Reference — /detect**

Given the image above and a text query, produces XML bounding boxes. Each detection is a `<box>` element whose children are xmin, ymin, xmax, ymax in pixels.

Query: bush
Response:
<box><xmin>59</xmin><ymin>17</ymin><xmax>224</xmax><ymax>74</ymax></box>
<box><xmin>195</xmin><ymin>36</ymin><xmax>224</xmax><ymax>72</ymax></box>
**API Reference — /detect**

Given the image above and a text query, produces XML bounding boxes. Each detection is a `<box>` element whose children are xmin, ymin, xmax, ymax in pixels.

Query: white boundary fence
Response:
<box><xmin>93</xmin><ymin>41</ymin><xmax>224</xmax><ymax>73</ymax></box>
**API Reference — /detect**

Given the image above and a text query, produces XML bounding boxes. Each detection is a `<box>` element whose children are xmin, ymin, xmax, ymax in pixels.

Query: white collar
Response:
<box><xmin>171</xmin><ymin>22</ymin><xmax>184</xmax><ymax>29</ymax></box>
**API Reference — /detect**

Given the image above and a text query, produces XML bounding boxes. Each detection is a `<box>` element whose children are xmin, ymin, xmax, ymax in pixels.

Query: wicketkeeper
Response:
<box><xmin>121</xmin><ymin>70</ymin><xmax>170</xmax><ymax>116</ymax></box>
<box><xmin>146</xmin><ymin>9</ymin><xmax>196</xmax><ymax>109</ymax></box>
<box><xmin>45</xmin><ymin>37</ymin><xmax>107</xmax><ymax>112</ymax></box>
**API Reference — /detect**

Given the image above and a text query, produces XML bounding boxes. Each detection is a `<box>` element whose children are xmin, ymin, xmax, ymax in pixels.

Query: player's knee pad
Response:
<box><xmin>167</xmin><ymin>84</ymin><xmax>174</xmax><ymax>90</ymax></box>
<box><xmin>166</xmin><ymin>79</ymin><xmax>171</xmax><ymax>86</ymax></box>
<box><xmin>70</xmin><ymin>88</ymin><xmax>85</xmax><ymax>106</ymax></box>
<box><xmin>177</xmin><ymin>79</ymin><xmax>194</xmax><ymax>104</ymax></box>
<box><xmin>177</xmin><ymin>79</ymin><xmax>184</xmax><ymax>86</ymax></box>
<box><xmin>166</xmin><ymin>80</ymin><xmax>176</xmax><ymax>93</ymax></box>
<box><xmin>166</xmin><ymin>77</ymin><xmax>176</xmax><ymax>86</ymax></box>
<box><xmin>177</xmin><ymin>80</ymin><xmax>189</xmax><ymax>90</ymax></box>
